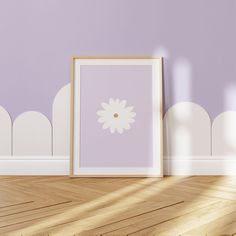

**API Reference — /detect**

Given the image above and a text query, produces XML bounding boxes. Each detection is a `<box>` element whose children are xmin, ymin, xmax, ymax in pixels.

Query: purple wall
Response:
<box><xmin>0</xmin><ymin>0</ymin><xmax>236</xmax><ymax>121</ymax></box>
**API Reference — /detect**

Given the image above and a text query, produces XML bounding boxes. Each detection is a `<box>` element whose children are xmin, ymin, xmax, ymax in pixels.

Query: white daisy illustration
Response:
<box><xmin>97</xmin><ymin>98</ymin><xmax>136</xmax><ymax>134</ymax></box>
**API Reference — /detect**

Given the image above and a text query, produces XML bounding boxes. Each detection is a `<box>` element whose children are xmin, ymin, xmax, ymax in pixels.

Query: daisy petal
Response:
<box><xmin>110</xmin><ymin>127</ymin><xmax>115</xmax><ymax>133</ymax></box>
<box><xmin>128</xmin><ymin>118</ymin><xmax>135</xmax><ymax>123</ymax></box>
<box><xmin>124</xmin><ymin>124</ymin><xmax>131</xmax><ymax>130</ymax></box>
<box><xmin>125</xmin><ymin>106</ymin><xmax>134</xmax><ymax>112</ymax></box>
<box><xmin>130</xmin><ymin>112</ymin><xmax>136</xmax><ymax>117</ymax></box>
<box><xmin>101</xmin><ymin>103</ymin><xmax>109</xmax><ymax>110</ymax></box>
<box><xmin>102</xmin><ymin>123</ymin><xmax>109</xmax><ymax>129</ymax></box>
<box><xmin>117</xmin><ymin>127</ymin><xmax>123</xmax><ymax>134</ymax></box>
<box><xmin>97</xmin><ymin>110</ymin><xmax>106</xmax><ymax>116</ymax></box>
<box><xmin>98</xmin><ymin>117</ymin><xmax>105</xmax><ymax>123</ymax></box>
<box><xmin>120</xmin><ymin>100</ymin><xmax>127</xmax><ymax>108</ymax></box>
<box><xmin>109</xmin><ymin>98</ymin><xmax>115</xmax><ymax>105</ymax></box>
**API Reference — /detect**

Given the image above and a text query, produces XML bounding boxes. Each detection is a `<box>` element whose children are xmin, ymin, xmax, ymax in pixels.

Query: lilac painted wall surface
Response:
<box><xmin>80</xmin><ymin>65</ymin><xmax>153</xmax><ymax>167</ymax></box>
<box><xmin>0</xmin><ymin>0</ymin><xmax>236</xmax><ymax>121</ymax></box>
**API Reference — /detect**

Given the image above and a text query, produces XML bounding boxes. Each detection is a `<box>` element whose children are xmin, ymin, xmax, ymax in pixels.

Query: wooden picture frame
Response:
<box><xmin>70</xmin><ymin>57</ymin><xmax>163</xmax><ymax>177</ymax></box>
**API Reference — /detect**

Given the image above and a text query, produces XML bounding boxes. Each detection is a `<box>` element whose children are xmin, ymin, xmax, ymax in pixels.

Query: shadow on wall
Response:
<box><xmin>0</xmin><ymin>84</ymin><xmax>71</xmax><ymax>157</ymax></box>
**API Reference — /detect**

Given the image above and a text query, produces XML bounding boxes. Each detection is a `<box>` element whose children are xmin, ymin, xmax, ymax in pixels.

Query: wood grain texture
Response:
<box><xmin>0</xmin><ymin>176</ymin><xmax>235</xmax><ymax>235</ymax></box>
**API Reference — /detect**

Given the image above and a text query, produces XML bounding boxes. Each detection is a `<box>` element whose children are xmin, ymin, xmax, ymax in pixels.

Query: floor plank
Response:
<box><xmin>0</xmin><ymin>176</ymin><xmax>235</xmax><ymax>236</ymax></box>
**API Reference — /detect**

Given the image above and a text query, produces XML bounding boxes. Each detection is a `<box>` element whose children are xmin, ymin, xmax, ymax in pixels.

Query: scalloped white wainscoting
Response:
<box><xmin>163</xmin><ymin>102</ymin><xmax>236</xmax><ymax>175</ymax></box>
<box><xmin>1</xmin><ymin>85</ymin><xmax>236</xmax><ymax>175</ymax></box>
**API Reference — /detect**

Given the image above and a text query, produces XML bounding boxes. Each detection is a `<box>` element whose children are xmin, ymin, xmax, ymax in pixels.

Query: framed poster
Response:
<box><xmin>70</xmin><ymin>57</ymin><xmax>163</xmax><ymax>177</ymax></box>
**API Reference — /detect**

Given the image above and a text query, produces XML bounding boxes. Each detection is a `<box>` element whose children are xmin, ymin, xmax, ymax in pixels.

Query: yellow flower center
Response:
<box><xmin>113</xmin><ymin>113</ymin><xmax>119</xmax><ymax>118</ymax></box>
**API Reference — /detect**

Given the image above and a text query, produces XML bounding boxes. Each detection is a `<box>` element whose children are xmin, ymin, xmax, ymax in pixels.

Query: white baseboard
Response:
<box><xmin>164</xmin><ymin>159</ymin><xmax>236</xmax><ymax>175</ymax></box>
<box><xmin>1</xmin><ymin>157</ymin><xmax>236</xmax><ymax>176</ymax></box>
<box><xmin>0</xmin><ymin>156</ymin><xmax>69</xmax><ymax>175</ymax></box>
<box><xmin>0</xmin><ymin>158</ymin><xmax>161</xmax><ymax>176</ymax></box>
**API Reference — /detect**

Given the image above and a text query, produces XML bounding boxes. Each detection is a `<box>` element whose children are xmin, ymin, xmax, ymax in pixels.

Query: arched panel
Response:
<box><xmin>13</xmin><ymin>112</ymin><xmax>52</xmax><ymax>156</ymax></box>
<box><xmin>52</xmin><ymin>84</ymin><xmax>70</xmax><ymax>156</ymax></box>
<box><xmin>164</xmin><ymin>102</ymin><xmax>211</xmax><ymax>159</ymax></box>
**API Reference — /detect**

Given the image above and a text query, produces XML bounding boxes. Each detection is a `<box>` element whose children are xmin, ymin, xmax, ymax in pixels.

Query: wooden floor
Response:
<box><xmin>0</xmin><ymin>176</ymin><xmax>236</xmax><ymax>236</ymax></box>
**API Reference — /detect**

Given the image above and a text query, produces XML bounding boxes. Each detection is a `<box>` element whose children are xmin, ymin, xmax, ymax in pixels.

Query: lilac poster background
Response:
<box><xmin>80</xmin><ymin>65</ymin><xmax>154</xmax><ymax>167</ymax></box>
